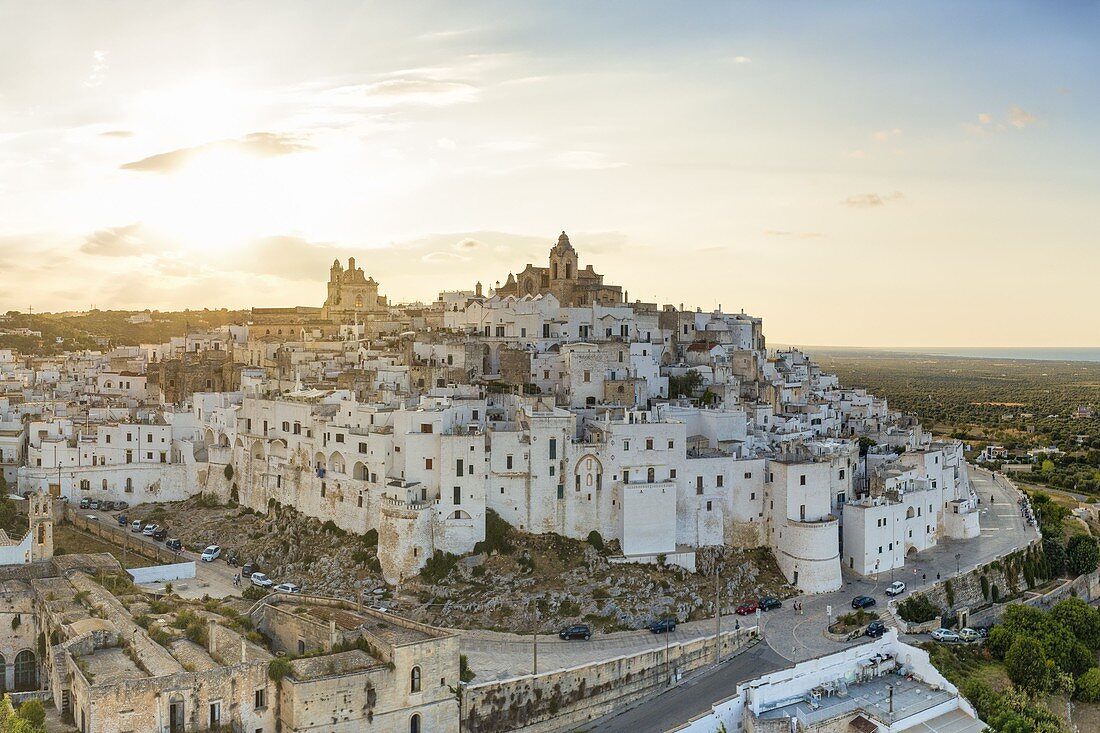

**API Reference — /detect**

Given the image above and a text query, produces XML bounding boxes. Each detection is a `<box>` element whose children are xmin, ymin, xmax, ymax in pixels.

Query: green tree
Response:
<box><xmin>1051</xmin><ymin>597</ymin><xmax>1100</xmax><ymax>650</ymax></box>
<box><xmin>1067</xmin><ymin>534</ymin><xmax>1100</xmax><ymax>577</ymax></box>
<box><xmin>1004</xmin><ymin>636</ymin><xmax>1049</xmax><ymax>692</ymax></box>
<box><xmin>1077</xmin><ymin>668</ymin><xmax>1100</xmax><ymax>702</ymax></box>
<box><xmin>1043</xmin><ymin>536</ymin><xmax>1067</xmax><ymax>577</ymax></box>
<box><xmin>13</xmin><ymin>699</ymin><xmax>44</xmax><ymax>731</ymax></box>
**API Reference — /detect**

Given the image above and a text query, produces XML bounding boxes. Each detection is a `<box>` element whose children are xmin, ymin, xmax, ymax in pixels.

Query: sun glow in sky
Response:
<box><xmin>1</xmin><ymin>1</ymin><xmax>1098</xmax><ymax>347</ymax></box>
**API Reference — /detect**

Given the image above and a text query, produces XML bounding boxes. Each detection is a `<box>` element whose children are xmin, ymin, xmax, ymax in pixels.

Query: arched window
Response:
<box><xmin>410</xmin><ymin>666</ymin><xmax>422</xmax><ymax>693</ymax></box>
<box><xmin>355</xmin><ymin>295</ymin><xmax>363</xmax><ymax>308</ymax></box>
<box><xmin>102</xmin><ymin>479</ymin><xmax>108</xmax><ymax>490</ymax></box>
<box><xmin>647</xmin><ymin>467</ymin><xmax>655</xmax><ymax>483</ymax></box>
<box><xmin>0</xmin><ymin>653</ymin><xmax>5</xmax><ymax>693</ymax></box>
<box><xmin>410</xmin><ymin>714</ymin><xmax>421</xmax><ymax>733</ymax></box>
<box><xmin>14</xmin><ymin>650</ymin><xmax>36</xmax><ymax>691</ymax></box>
<box><xmin>125</xmin><ymin>477</ymin><xmax>133</xmax><ymax>492</ymax></box>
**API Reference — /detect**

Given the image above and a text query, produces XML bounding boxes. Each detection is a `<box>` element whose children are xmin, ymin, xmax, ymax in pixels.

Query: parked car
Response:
<box><xmin>735</xmin><ymin>601</ymin><xmax>759</xmax><ymax>615</ymax></box>
<box><xmin>274</xmin><ymin>583</ymin><xmax>301</xmax><ymax>594</ymax></box>
<box><xmin>89</xmin><ymin>500</ymin><xmax>101</xmax><ymax>510</ymax></box>
<box><xmin>851</xmin><ymin>596</ymin><xmax>877</xmax><ymax>609</ymax></box>
<box><xmin>241</xmin><ymin>563</ymin><xmax>257</xmax><ymax>578</ymax></box>
<box><xmin>649</xmin><ymin>619</ymin><xmax>677</xmax><ymax>634</ymax></box>
<box><xmin>931</xmin><ymin>628</ymin><xmax>961</xmax><ymax>643</ymax></box>
<box><xmin>131</xmin><ymin>520</ymin><xmax>144</xmax><ymax>533</ymax></box>
<box><xmin>558</xmin><ymin>625</ymin><xmax>592</xmax><ymax>641</ymax></box>
<box><xmin>142</xmin><ymin>524</ymin><xmax>160</xmax><ymax>536</ymax></box>
<box><xmin>200</xmin><ymin>545</ymin><xmax>221</xmax><ymax>562</ymax></box>
<box><xmin>886</xmin><ymin>581</ymin><xmax>906</xmax><ymax>597</ymax></box>
<box><xmin>101</xmin><ymin>501</ymin><xmax>115</xmax><ymax>511</ymax></box>
<box><xmin>117</xmin><ymin>514</ymin><xmax>128</xmax><ymax>526</ymax></box>
<box><xmin>165</xmin><ymin>538</ymin><xmax>182</xmax><ymax>551</ymax></box>
<box><xmin>79</xmin><ymin>498</ymin><xmax>90</xmax><ymax>509</ymax></box>
<box><xmin>152</xmin><ymin>528</ymin><xmax>167</xmax><ymax>541</ymax></box>
<box><xmin>250</xmin><ymin>572</ymin><xmax>274</xmax><ymax>588</ymax></box>
<box><xmin>759</xmin><ymin>597</ymin><xmax>782</xmax><ymax>611</ymax></box>
<box><xmin>865</xmin><ymin>621</ymin><xmax>887</xmax><ymax>638</ymax></box>
<box><xmin>957</xmin><ymin>628</ymin><xmax>981</xmax><ymax>643</ymax></box>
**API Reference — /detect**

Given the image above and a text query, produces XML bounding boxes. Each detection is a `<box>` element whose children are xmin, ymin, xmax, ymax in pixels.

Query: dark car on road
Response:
<box><xmin>649</xmin><ymin>619</ymin><xmax>677</xmax><ymax>634</ymax></box>
<box><xmin>100</xmin><ymin>501</ymin><xmax>114</xmax><ymax>511</ymax></box>
<box><xmin>117</xmin><ymin>514</ymin><xmax>128</xmax><ymax>526</ymax></box>
<box><xmin>735</xmin><ymin>601</ymin><xmax>758</xmax><ymax>615</ymax></box>
<box><xmin>165</xmin><ymin>538</ymin><xmax>182</xmax><ymax>551</ymax></box>
<box><xmin>242</xmin><ymin>563</ymin><xmax>257</xmax><ymax>579</ymax></box>
<box><xmin>865</xmin><ymin>621</ymin><xmax>886</xmax><ymax>638</ymax></box>
<box><xmin>759</xmin><ymin>597</ymin><xmax>782</xmax><ymax>611</ymax></box>
<box><xmin>116</xmin><ymin>501</ymin><xmax>129</xmax><ymax>510</ymax></box>
<box><xmin>152</xmin><ymin>528</ymin><xmax>168</xmax><ymax>541</ymax></box>
<box><xmin>851</xmin><ymin>595</ymin><xmax>877</xmax><ymax>609</ymax></box>
<box><xmin>559</xmin><ymin>625</ymin><xmax>592</xmax><ymax>641</ymax></box>
<box><xmin>79</xmin><ymin>498</ymin><xmax>90</xmax><ymax>509</ymax></box>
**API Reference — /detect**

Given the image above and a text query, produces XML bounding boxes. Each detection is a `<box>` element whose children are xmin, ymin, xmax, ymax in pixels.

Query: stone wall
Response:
<box><xmin>888</xmin><ymin>537</ymin><xmax>1049</xmax><ymax>630</ymax></box>
<box><xmin>65</xmin><ymin>507</ymin><xmax>185</xmax><ymax>566</ymax></box>
<box><xmin>462</xmin><ymin>628</ymin><xmax>759</xmax><ymax>733</ymax></box>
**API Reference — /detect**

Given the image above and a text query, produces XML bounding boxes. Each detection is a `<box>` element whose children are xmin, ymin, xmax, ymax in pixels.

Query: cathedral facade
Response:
<box><xmin>495</xmin><ymin>232</ymin><xmax>625</xmax><ymax>306</ymax></box>
<box><xmin>321</xmin><ymin>257</ymin><xmax>389</xmax><ymax>323</ymax></box>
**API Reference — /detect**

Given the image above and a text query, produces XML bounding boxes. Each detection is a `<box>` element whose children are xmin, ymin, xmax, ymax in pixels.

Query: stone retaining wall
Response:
<box><xmin>462</xmin><ymin>627</ymin><xmax>758</xmax><ymax>733</ymax></box>
<box><xmin>65</xmin><ymin>506</ymin><xmax>184</xmax><ymax>566</ymax></box>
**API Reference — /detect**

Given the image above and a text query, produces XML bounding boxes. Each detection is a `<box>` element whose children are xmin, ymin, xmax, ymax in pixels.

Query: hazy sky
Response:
<box><xmin>1</xmin><ymin>1</ymin><xmax>1097</xmax><ymax>347</ymax></box>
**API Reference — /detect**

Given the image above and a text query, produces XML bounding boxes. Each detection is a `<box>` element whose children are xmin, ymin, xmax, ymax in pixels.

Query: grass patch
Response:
<box><xmin>54</xmin><ymin>525</ymin><xmax>148</xmax><ymax>569</ymax></box>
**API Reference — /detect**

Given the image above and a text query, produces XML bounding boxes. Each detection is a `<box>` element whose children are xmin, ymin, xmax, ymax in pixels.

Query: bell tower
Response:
<box><xmin>29</xmin><ymin>491</ymin><xmax>53</xmax><ymax>562</ymax></box>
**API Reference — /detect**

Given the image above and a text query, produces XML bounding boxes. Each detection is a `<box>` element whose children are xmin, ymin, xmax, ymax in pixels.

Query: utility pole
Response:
<box><xmin>664</xmin><ymin>614</ymin><xmax>670</xmax><ymax>685</ymax></box>
<box><xmin>714</xmin><ymin>566</ymin><xmax>721</xmax><ymax>665</ymax></box>
<box><xmin>532</xmin><ymin>609</ymin><xmax>538</xmax><ymax>675</ymax></box>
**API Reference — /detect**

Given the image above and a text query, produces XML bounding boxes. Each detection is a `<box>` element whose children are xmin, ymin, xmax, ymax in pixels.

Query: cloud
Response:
<box><xmin>841</xmin><ymin>191</ymin><xmax>904</xmax><ymax>208</ymax></box>
<box><xmin>555</xmin><ymin>151</ymin><xmax>625</xmax><ymax>170</ymax></box>
<box><xmin>730</xmin><ymin>56</ymin><xmax>752</xmax><ymax>64</ymax></box>
<box><xmin>99</xmin><ymin>130</ymin><xmax>134</xmax><ymax>138</ymax></box>
<box><xmin>1007</xmin><ymin>105</ymin><xmax>1037</xmax><ymax>129</ymax></box>
<box><xmin>873</xmin><ymin>128</ymin><xmax>903</xmax><ymax>141</ymax></box>
<box><xmin>965</xmin><ymin>107</ymin><xmax>1037</xmax><ymax>135</ymax></box>
<box><xmin>121</xmin><ymin>132</ymin><xmax>311</xmax><ymax>173</ymax></box>
<box><xmin>80</xmin><ymin>224</ymin><xmax>147</xmax><ymax>257</ymax></box>
<box><xmin>764</xmin><ymin>230</ymin><xmax>825</xmax><ymax>239</ymax></box>
<box><xmin>421</xmin><ymin>251</ymin><xmax>468</xmax><ymax>263</ymax></box>
<box><xmin>322</xmin><ymin>78</ymin><xmax>479</xmax><ymax>109</ymax></box>
<box><xmin>453</xmin><ymin>238</ymin><xmax>487</xmax><ymax>251</ymax></box>
<box><xmin>83</xmin><ymin>50</ymin><xmax>108</xmax><ymax>88</ymax></box>
<box><xmin>243</xmin><ymin>236</ymin><xmax>338</xmax><ymax>281</ymax></box>
<box><xmin>481</xmin><ymin>139</ymin><xmax>539</xmax><ymax>153</ymax></box>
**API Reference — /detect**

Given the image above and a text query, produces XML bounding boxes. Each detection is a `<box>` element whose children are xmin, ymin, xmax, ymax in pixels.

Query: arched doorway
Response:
<box><xmin>410</xmin><ymin>713</ymin><xmax>421</xmax><ymax>733</ymax></box>
<box><xmin>0</xmin><ymin>653</ymin><xmax>6</xmax><ymax>693</ymax></box>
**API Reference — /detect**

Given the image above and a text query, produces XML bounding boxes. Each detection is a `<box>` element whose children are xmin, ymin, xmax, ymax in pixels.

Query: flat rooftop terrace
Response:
<box><xmin>79</xmin><ymin>647</ymin><xmax>146</xmax><ymax>682</ymax></box>
<box><xmin>758</xmin><ymin>673</ymin><xmax>955</xmax><ymax>728</ymax></box>
<box><xmin>306</xmin><ymin>605</ymin><xmax>434</xmax><ymax>645</ymax></box>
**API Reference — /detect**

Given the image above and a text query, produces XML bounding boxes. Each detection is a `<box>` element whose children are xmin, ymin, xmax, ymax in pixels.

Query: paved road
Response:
<box><xmin>459</xmin><ymin>617</ymin><xmax>760</xmax><ymax>682</ymax></box>
<box><xmin>580</xmin><ymin>641</ymin><xmax>788</xmax><ymax>732</ymax></box>
<box><xmin>759</xmin><ymin>465</ymin><xmax>1034</xmax><ymax>662</ymax></box>
<box><xmin>83</xmin><ymin>506</ymin><xmax>241</xmax><ymax>598</ymax></box>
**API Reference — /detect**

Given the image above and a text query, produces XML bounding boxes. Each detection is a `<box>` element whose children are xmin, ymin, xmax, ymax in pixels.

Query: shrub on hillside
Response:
<box><xmin>897</xmin><ymin>593</ymin><xmax>940</xmax><ymax>623</ymax></box>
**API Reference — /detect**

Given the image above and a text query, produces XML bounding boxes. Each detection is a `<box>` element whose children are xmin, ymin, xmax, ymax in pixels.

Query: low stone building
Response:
<box><xmin>0</xmin><ymin>546</ymin><xmax>460</xmax><ymax>732</ymax></box>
